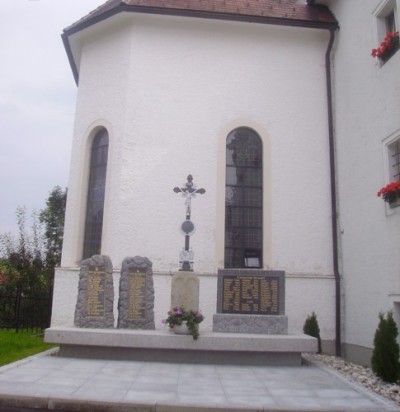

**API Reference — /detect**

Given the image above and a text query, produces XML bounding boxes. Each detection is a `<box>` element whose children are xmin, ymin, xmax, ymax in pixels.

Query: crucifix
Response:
<box><xmin>173</xmin><ymin>175</ymin><xmax>206</xmax><ymax>271</ymax></box>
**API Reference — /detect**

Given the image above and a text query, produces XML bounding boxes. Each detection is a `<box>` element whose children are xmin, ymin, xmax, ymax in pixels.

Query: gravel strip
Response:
<box><xmin>305</xmin><ymin>353</ymin><xmax>400</xmax><ymax>407</ymax></box>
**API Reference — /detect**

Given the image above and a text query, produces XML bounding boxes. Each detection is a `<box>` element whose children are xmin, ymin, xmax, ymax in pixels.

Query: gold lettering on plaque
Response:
<box><xmin>128</xmin><ymin>268</ymin><xmax>147</xmax><ymax>320</ymax></box>
<box><xmin>86</xmin><ymin>266</ymin><xmax>106</xmax><ymax>317</ymax></box>
<box><xmin>270</xmin><ymin>279</ymin><xmax>279</xmax><ymax>313</ymax></box>
<box><xmin>222</xmin><ymin>274</ymin><xmax>280</xmax><ymax>315</ymax></box>
<box><xmin>223</xmin><ymin>278</ymin><xmax>241</xmax><ymax>312</ymax></box>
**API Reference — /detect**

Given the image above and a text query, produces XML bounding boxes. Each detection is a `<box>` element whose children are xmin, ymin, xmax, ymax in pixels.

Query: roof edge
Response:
<box><xmin>64</xmin><ymin>3</ymin><xmax>338</xmax><ymax>36</ymax></box>
<box><xmin>61</xmin><ymin>32</ymin><xmax>79</xmax><ymax>85</ymax></box>
<box><xmin>64</xmin><ymin>3</ymin><xmax>339</xmax><ymax>85</ymax></box>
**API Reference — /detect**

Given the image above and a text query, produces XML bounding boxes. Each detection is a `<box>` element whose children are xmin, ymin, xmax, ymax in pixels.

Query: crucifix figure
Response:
<box><xmin>173</xmin><ymin>175</ymin><xmax>206</xmax><ymax>271</ymax></box>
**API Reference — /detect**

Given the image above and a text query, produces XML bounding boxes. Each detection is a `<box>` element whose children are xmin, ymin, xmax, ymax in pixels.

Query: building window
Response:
<box><xmin>373</xmin><ymin>0</ymin><xmax>399</xmax><ymax>64</ymax></box>
<box><xmin>382</xmin><ymin>131</ymin><xmax>400</xmax><ymax>210</ymax></box>
<box><xmin>389</xmin><ymin>139</ymin><xmax>400</xmax><ymax>181</ymax></box>
<box><xmin>225</xmin><ymin>127</ymin><xmax>263</xmax><ymax>268</ymax></box>
<box><xmin>386</xmin><ymin>8</ymin><xmax>397</xmax><ymax>32</ymax></box>
<box><xmin>375</xmin><ymin>0</ymin><xmax>398</xmax><ymax>37</ymax></box>
<box><xmin>82</xmin><ymin>129</ymin><xmax>109</xmax><ymax>259</ymax></box>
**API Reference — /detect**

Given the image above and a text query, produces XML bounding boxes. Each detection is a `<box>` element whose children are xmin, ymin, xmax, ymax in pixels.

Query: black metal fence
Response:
<box><xmin>0</xmin><ymin>284</ymin><xmax>53</xmax><ymax>332</ymax></box>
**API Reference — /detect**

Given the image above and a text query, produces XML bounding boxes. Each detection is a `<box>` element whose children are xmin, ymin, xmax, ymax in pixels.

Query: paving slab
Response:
<box><xmin>0</xmin><ymin>349</ymin><xmax>398</xmax><ymax>411</ymax></box>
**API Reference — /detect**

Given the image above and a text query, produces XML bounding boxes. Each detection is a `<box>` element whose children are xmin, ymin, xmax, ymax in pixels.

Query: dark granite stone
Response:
<box><xmin>74</xmin><ymin>255</ymin><xmax>114</xmax><ymax>328</ymax></box>
<box><xmin>117</xmin><ymin>256</ymin><xmax>155</xmax><ymax>329</ymax></box>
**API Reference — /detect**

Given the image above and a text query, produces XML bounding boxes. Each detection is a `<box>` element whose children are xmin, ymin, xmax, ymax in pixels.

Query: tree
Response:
<box><xmin>371</xmin><ymin>311</ymin><xmax>400</xmax><ymax>383</ymax></box>
<box><xmin>0</xmin><ymin>206</ymin><xmax>46</xmax><ymax>293</ymax></box>
<box><xmin>39</xmin><ymin>186</ymin><xmax>67</xmax><ymax>268</ymax></box>
<box><xmin>0</xmin><ymin>188</ymin><xmax>66</xmax><ymax>329</ymax></box>
<box><xmin>0</xmin><ymin>186</ymin><xmax>67</xmax><ymax>292</ymax></box>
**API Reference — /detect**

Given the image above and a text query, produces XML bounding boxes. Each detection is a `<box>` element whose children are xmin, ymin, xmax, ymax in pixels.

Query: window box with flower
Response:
<box><xmin>163</xmin><ymin>306</ymin><xmax>204</xmax><ymax>340</ymax></box>
<box><xmin>371</xmin><ymin>31</ymin><xmax>400</xmax><ymax>63</ymax></box>
<box><xmin>377</xmin><ymin>181</ymin><xmax>400</xmax><ymax>207</ymax></box>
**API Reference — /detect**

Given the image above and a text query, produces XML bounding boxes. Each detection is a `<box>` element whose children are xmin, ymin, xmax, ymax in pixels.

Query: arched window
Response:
<box><xmin>82</xmin><ymin>129</ymin><xmax>109</xmax><ymax>259</ymax></box>
<box><xmin>225</xmin><ymin>127</ymin><xmax>263</xmax><ymax>268</ymax></box>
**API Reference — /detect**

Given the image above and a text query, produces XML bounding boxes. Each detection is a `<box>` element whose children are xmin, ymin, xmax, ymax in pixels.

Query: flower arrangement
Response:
<box><xmin>163</xmin><ymin>306</ymin><xmax>204</xmax><ymax>340</ymax></box>
<box><xmin>371</xmin><ymin>31</ymin><xmax>400</xmax><ymax>62</ymax></box>
<box><xmin>377</xmin><ymin>181</ymin><xmax>400</xmax><ymax>203</ymax></box>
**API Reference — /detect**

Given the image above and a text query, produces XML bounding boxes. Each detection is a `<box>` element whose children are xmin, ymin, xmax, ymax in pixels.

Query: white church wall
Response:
<box><xmin>61</xmin><ymin>20</ymin><xmax>134</xmax><ymax>268</ymax></box>
<box><xmin>326</xmin><ymin>0</ymin><xmax>400</xmax><ymax>363</ymax></box>
<box><xmin>285</xmin><ymin>275</ymin><xmax>336</xmax><ymax>341</ymax></box>
<box><xmin>54</xmin><ymin>12</ymin><xmax>336</xmax><ymax>341</ymax></box>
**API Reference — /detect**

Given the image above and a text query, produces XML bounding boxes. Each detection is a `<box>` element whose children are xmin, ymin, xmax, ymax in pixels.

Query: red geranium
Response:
<box><xmin>377</xmin><ymin>181</ymin><xmax>400</xmax><ymax>203</ymax></box>
<box><xmin>372</xmin><ymin>31</ymin><xmax>400</xmax><ymax>61</ymax></box>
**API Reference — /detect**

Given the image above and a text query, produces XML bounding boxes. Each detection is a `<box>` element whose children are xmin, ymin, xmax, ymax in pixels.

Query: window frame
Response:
<box><xmin>373</xmin><ymin>0</ymin><xmax>399</xmax><ymax>65</ymax></box>
<box><xmin>224</xmin><ymin>127</ymin><xmax>263</xmax><ymax>269</ymax></box>
<box><xmin>382</xmin><ymin>128</ymin><xmax>400</xmax><ymax>211</ymax></box>
<box><xmin>82</xmin><ymin>128</ymin><xmax>109</xmax><ymax>259</ymax></box>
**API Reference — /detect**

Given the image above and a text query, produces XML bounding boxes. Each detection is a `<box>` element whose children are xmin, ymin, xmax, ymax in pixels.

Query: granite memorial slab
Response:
<box><xmin>117</xmin><ymin>256</ymin><xmax>155</xmax><ymax>329</ymax></box>
<box><xmin>213</xmin><ymin>269</ymin><xmax>287</xmax><ymax>334</ymax></box>
<box><xmin>74</xmin><ymin>255</ymin><xmax>114</xmax><ymax>328</ymax></box>
<box><xmin>216</xmin><ymin>269</ymin><xmax>285</xmax><ymax>315</ymax></box>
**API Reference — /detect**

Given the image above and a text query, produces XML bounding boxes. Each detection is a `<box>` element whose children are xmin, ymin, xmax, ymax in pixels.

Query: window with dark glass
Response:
<box><xmin>82</xmin><ymin>129</ymin><xmax>109</xmax><ymax>259</ymax></box>
<box><xmin>386</xmin><ymin>9</ymin><xmax>396</xmax><ymax>33</ymax></box>
<box><xmin>390</xmin><ymin>139</ymin><xmax>400</xmax><ymax>181</ymax></box>
<box><xmin>225</xmin><ymin>127</ymin><xmax>263</xmax><ymax>268</ymax></box>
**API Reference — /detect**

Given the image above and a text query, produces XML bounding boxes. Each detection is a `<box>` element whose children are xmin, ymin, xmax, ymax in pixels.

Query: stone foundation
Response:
<box><xmin>212</xmin><ymin>313</ymin><xmax>288</xmax><ymax>334</ymax></box>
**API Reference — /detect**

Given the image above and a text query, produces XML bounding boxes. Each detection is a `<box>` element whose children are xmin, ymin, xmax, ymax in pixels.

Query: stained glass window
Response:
<box><xmin>225</xmin><ymin>127</ymin><xmax>263</xmax><ymax>268</ymax></box>
<box><xmin>82</xmin><ymin>129</ymin><xmax>109</xmax><ymax>259</ymax></box>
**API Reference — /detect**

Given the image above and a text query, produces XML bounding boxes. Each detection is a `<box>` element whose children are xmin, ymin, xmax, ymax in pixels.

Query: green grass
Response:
<box><xmin>0</xmin><ymin>330</ymin><xmax>57</xmax><ymax>367</ymax></box>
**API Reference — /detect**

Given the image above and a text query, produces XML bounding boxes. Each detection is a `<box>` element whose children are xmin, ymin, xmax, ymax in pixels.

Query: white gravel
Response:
<box><xmin>305</xmin><ymin>353</ymin><xmax>400</xmax><ymax>407</ymax></box>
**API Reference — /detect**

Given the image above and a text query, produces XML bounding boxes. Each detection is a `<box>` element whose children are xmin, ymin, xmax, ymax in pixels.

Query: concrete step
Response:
<box><xmin>45</xmin><ymin>326</ymin><xmax>317</xmax><ymax>366</ymax></box>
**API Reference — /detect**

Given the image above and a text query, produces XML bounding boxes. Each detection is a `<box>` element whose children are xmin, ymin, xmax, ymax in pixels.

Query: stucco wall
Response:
<box><xmin>327</xmin><ymin>0</ymin><xmax>400</xmax><ymax>357</ymax></box>
<box><xmin>55</xmin><ymin>12</ymin><xmax>336</xmax><ymax>341</ymax></box>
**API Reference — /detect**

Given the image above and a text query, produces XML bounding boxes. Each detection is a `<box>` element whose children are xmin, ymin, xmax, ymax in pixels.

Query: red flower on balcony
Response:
<box><xmin>372</xmin><ymin>31</ymin><xmax>400</xmax><ymax>62</ymax></box>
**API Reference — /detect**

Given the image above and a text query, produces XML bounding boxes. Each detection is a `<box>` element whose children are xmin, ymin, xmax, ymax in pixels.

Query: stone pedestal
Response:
<box><xmin>213</xmin><ymin>313</ymin><xmax>288</xmax><ymax>334</ymax></box>
<box><xmin>170</xmin><ymin>272</ymin><xmax>199</xmax><ymax>311</ymax></box>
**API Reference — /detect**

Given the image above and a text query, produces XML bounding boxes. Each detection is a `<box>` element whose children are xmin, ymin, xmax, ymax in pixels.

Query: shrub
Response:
<box><xmin>303</xmin><ymin>312</ymin><xmax>322</xmax><ymax>353</ymax></box>
<box><xmin>371</xmin><ymin>311</ymin><xmax>400</xmax><ymax>383</ymax></box>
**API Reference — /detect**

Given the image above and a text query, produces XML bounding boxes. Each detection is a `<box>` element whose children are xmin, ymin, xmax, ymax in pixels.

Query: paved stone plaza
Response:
<box><xmin>0</xmin><ymin>350</ymin><xmax>398</xmax><ymax>411</ymax></box>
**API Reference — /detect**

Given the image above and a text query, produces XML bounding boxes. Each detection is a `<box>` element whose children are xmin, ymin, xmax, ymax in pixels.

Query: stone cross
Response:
<box><xmin>173</xmin><ymin>175</ymin><xmax>205</xmax><ymax>271</ymax></box>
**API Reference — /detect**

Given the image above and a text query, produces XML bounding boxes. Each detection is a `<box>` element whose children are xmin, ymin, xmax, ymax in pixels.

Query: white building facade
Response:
<box><xmin>52</xmin><ymin>0</ymin><xmax>349</xmax><ymax>354</ymax></box>
<box><xmin>318</xmin><ymin>0</ymin><xmax>400</xmax><ymax>364</ymax></box>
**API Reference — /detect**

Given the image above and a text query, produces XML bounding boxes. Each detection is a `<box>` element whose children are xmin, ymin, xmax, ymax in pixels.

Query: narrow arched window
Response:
<box><xmin>225</xmin><ymin>127</ymin><xmax>263</xmax><ymax>268</ymax></box>
<box><xmin>82</xmin><ymin>129</ymin><xmax>109</xmax><ymax>259</ymax></box>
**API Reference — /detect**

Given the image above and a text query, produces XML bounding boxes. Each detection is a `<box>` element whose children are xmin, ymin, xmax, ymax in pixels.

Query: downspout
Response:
<box><xmin>325</xmin><ymin>28</ymin><xmax>341</xmax><ymax>357</ymax></box>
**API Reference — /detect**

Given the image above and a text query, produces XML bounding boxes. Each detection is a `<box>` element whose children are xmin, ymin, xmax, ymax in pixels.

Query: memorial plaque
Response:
<box><xmin>74</xmin><ymin>255</ymin><xmax>114</xmax><ymax>328</ymax></box>
<box><xmin>117</xmin><ymin>256</ymin><xmax>155</xmax><ymax>329</ymax></box>
<box><xmin>216</xmin><ymin>269</ymin><xmax>285</xmax><ymax>315</ymax></box>
<box><xmin>127</xmin><ymin>268</ymin><xmax>147</xmax><ymax>320</ymax></box>
<box><xmin>213</xmin><ymin>269</ymin><xmax>287</xmax><ymax>334</ymax></box>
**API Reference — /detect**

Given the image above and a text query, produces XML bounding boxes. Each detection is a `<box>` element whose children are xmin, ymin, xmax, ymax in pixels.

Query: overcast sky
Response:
<box><xmin>0</xmin><ymin>0</ymin><xmax>105</xmax><ymax>236</ymax></box>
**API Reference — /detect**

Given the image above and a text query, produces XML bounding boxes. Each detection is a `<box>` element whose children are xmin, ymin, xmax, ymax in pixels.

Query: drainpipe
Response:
<box><xmin>325</xmin><ymin>28</ymin><xmax>341</xmax><ymax>357</ymax></box>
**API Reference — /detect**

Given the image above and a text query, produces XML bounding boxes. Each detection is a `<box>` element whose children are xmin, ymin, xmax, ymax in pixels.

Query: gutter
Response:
<box><xmin>325</xmin><ymin>28</ymin><xmax>341</xmax><ymax>357</ymax></box>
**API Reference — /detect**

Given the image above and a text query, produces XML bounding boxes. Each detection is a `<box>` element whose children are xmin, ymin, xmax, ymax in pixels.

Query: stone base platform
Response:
<box><xmin>45</xmin><ymin>327</ymin><xmax>317</xmax><ymax>366</ymax></box>
<box><xmin>213</xmin><ymin>314</ymin><xmax>288</xmax><ymax>334</ymax></box>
